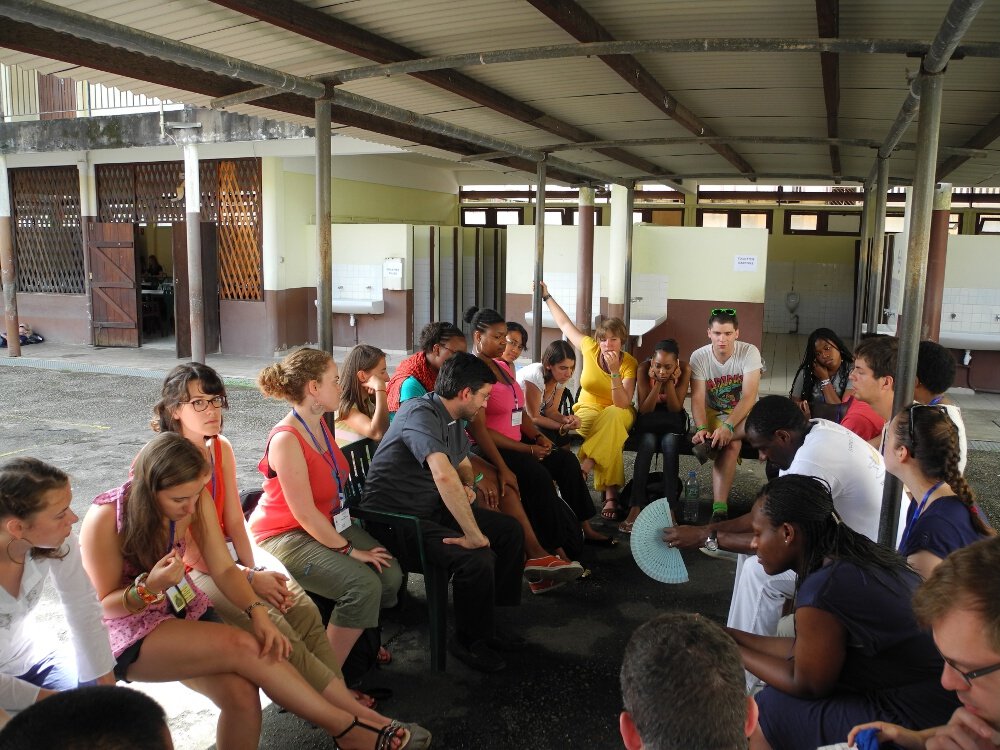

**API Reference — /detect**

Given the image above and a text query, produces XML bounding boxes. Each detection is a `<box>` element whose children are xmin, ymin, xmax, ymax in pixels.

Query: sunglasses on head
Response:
<box><xmin>711</xmin><ymin>308</ymin><xmax>736</xmax><ymax>316</ymax></box>
<box><xmin>906</xmin><ymin>403</ymin><xmax>950</xmax><ymax>456</ymax></box>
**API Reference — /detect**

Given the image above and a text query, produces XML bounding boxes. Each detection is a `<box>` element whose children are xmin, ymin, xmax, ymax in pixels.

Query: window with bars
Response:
<box><xmin>96</xmin><ymin>158</ymin><xmax>262</xmax><ymax>301</ymax></box>
<box><xmin>10</xmin><ymin>166</ymin><xmax>85</xmax><ymax>294</ymax></box>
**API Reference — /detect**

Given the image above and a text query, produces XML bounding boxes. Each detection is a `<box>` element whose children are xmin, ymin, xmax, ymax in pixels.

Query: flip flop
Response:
<box><xmin>377</xmin><ymin>645</ymin><xmax>392</xmax><ymax>665</ymax></box>
<box><xmin>618</xmin><ymin>520</ymin><xmax>634</xmax><ymax>535</ymax></box>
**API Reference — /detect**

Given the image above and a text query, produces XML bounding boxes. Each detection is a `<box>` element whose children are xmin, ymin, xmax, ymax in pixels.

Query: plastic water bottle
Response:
<box><xmin>683</xmin><ymin>471</ymin><xmax>700</xmax><ymax>524</ymax></box>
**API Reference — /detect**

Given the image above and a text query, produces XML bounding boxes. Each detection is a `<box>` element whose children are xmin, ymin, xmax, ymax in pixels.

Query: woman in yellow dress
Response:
<box><xmin>538</xmin><ymin>281</ymin><xmax>637</xmax><ymax>520</ymax></box>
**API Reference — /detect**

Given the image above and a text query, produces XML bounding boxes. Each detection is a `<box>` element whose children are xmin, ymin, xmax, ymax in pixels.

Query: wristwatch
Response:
<box><xmin>704</xmin><ymin>530</ymin><xmax>719</xmax><ymax>552</ymax></box>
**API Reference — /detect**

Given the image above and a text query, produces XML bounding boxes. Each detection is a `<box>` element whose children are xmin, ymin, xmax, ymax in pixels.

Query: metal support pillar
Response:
<box><xmin>921</xmin><ymin>183</ymin><xmax>953</xmax><ymax>341</ymax></box>
<box><xmin>879</xmin><ymin>69</ymin><xmax>945</xmax><ymax>547</ymax></box>
<box><xmin>576</xmin><ymin>186</ymin><xmax>595</xmax><ymax>335</ymax></box>
<box><xmin>853</xmin><ymin>181</ymin><xmax>873</xmax><ymax>346</ymax></box>
<box><xmin>183</xmin><ymin>143</ymin><xmax>205</xmax><ymax>364</ymax></box>
<box><xmin>0</xmin><ymin>155</ymin><xmax>20</xmax><ymax>357</ymax></box>
<box><xmin>315</xmin><ymin>99</ymin><xmax>333</xmax><ymax>353</ymax></box>
<box><xmin>531</xmin><ymin>159</ymin><xmax>546</xmax><ymax>362</ymax></box>
<box><xmin>866</xmin><ymin>158</ymin><xmax>889</xmax><ymax>337</ymax></box>
<box><xmin>623</xmin><ymin>185</ymin><xmax>636</xmax><ymax>353</ymax></box>
<box><xmin>78</xmin><ymin>155</ymin><xmax>96</xmax><ymax>346</ymax></box>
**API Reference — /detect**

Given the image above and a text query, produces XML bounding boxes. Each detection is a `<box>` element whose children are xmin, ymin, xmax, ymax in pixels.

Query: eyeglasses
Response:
<box><xmin>505</xmin><ymin>339</ymin><xmax>525</xmax><ymax>351</ymax></box>
<box><xmin>906</xmin><ymin>403</ymin><xmax>950</xmax><ymax>456</ymax></box>
<box><xmin>439</xmin><ymin>344</ymin><xmax>460</xmax><ymax>355</ymax></box>
<box><xmin>711</xmin><ymin>308</ymin><xmax>736</xmax><ymax>316</ymax></box>
<box><xmin>939</xmin><ymin>650</ymin><xmax>1000</xmax><ymax>687</ymax></box>
<box><xmin>180</xmin><ymin>395</ymin><xmax>227</xmax><ymax>412</ymax></box>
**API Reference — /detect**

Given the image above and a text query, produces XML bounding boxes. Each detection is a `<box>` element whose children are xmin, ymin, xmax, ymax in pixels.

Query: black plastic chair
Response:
<box><xmin>341</xmin><ymin>438</ymin><xmax>449</xmax><ymax>672</ymax></box>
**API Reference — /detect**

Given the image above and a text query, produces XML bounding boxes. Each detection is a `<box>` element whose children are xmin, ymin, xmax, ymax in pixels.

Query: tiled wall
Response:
<box><xmin>940</xmin><ymin>288</ymin><xmax>1000</xmax><ymax>332</ymax></box>
<box><xmin>544</xmin><ymin>271</ymin><xmax>602</xmax><ymax>323</ymax></box>
<box><xmin>764</xmin><ymin>261</ymin><xmax>853</xmax><ymax>337</ymax></box>
<box><xmin>332</xmin><ymin>263</ymin><xmax>383</xmax><ymax>301</ymax></box>
<box><xmin>630</xmin><ymin>274</ymin><xmax>668</xmax><ymax>319</ymax></box>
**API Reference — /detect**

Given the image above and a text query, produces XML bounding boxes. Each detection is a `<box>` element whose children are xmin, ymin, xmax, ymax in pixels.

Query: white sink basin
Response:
<box><xmin>861</xmin><ymin>323</ymin><xmax>897</xmax><ymax>335</ymax></box>
<box><xmin>939</xmin><ymin>332</ymin><xmax>1000</xmax><ymax>351</ymax></box>
<box><xmin>331</xmin><ymin>299</ymin><xmax>384</xmax><ymax>315</ymax></box>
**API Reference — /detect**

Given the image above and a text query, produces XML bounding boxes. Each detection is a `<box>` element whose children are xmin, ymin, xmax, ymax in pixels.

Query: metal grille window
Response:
<box><xmin>10</xmin><ymin>166</ymin><xmax>84</xmax><ymax>293</ymax></box>
<box><xmin>96</xmin><ymin>158</ymin><xmax>262</xmax><ymax>301</ymax></box>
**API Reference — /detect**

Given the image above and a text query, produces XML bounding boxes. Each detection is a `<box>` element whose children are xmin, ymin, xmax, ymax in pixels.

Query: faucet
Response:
<box><xmin>630</xmin><ymin>296</ymin><xmax>644</xmax><ymax>304</ymax></box>
<box><xmin>883</xmin><ymin>309</ymin><xmax>897</xmax><ymax>321</ymax></box>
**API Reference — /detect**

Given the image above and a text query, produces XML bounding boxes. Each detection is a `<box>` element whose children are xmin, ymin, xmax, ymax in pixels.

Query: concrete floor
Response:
<box><xmin>3</xmin><ymin>335</ymin><xmax>999</xmax><ymax>749</ymax></box>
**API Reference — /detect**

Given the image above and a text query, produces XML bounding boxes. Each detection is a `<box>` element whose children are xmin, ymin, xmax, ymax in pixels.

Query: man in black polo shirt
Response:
<box><xmin>361</xmin><ymin>352</ymin><xmax>526</xmax><ymax>672</ymax></box>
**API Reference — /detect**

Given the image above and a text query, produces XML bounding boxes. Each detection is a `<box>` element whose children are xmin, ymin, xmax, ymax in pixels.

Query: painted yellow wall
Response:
<box><xmin>295</xmin><ymin>224</ymin><xmax>416</xmax><ymax>291</ymax></box>
<box><xmin>945</xmin><ymin>234</ymin><xmax>1000</xmax><ymax>288</ymax></box>
<box><xmin>505</xmin><ymin>225</ymin><xmax>610</xmax><ymax>293</ymax></box>
<box><xmin>767</xmin><ymin>209</ymin><xmax>857</xmax><ymax>264</ymax></box>
<box><xmin>331</xmin><ymin>179</ymin><xmax>457</xmax><ymax>225</ymax></box>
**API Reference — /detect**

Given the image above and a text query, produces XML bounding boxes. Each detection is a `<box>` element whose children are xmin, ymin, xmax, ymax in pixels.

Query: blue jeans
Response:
<box><xmin>630</xmin><ymin>431</ymin><xmax>681</xmax><ymax>507</ymax></box>
<box><xmin>16</xmin><ymin>649</ymin><xmax>79</xmax><ymax>693</ymax></box>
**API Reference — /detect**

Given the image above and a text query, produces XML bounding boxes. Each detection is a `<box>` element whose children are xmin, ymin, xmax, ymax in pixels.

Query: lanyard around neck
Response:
<box><xmin>899</xmin><ymin>480</ymin><xmax>944</xmax><ymax>551</ymax></box>
<box><xmin>291</xmin><ymin>408</ymin><xmax>344</xmax><ymax>498</ymax></box>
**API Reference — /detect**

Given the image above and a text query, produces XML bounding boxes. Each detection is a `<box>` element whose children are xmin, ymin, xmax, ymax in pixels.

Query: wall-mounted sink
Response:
<box><xmin>331</xmin><ymin>299</ymin><xmax>384</xmax><ymax>315</ymax></box>
<box><xmin>939</xmin><ymin>331</ymin><xmax>1000</xmax><ymax>351</ymax></box>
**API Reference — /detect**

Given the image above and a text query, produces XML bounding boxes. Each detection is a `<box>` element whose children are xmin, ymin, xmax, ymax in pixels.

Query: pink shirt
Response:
<box><xmin>92</xmin><ymin>482</ymin><xmax>211</xmax><ymax>657</ymax></box>
<box><xmin>249</xmin><ymin>424</ymin><xmax>349</xmax><ymax>543</ymax></box>
<box><xmin>483</xmin><ymin>360</ymin><xmax>523</xmax><ymax>441</ymax></box>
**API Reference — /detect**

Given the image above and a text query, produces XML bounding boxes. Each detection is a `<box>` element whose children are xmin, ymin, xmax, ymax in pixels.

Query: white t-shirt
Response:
<box><xmin>0</xmin><ymin>533</ymin><xmax>115</xmax><ymax>711</ymax></box>
<box><xmin>780</xmin><ymin>419</ymin><xmax>886</xmax><ymax>541</ymax></box>
<box><xmin>515</xmin><ymin>362</ymin><xmax>564</xmax><ymax>414</ymax></box>
<box><xmin>689</xmin><ymin>340</ymin><xmax>763</xmax><ymax>414</ymax></box>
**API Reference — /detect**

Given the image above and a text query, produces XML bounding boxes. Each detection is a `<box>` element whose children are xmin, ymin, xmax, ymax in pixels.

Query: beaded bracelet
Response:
<box><xmin>820</xmin><ymin>378</ymin><xmax>832</xmax><ymax>387</ymax></box>
<box><xmin>134</xmin><ymin>573</ymin><xmax>166</xmax><ymax>605</ymax></box>
<box><xmin>244</xmin><ymin>601</ymin><xmax>266</xmax><ymax>619</ymax></box>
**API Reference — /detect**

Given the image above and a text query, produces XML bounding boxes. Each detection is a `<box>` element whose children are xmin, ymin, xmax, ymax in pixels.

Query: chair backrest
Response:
<box><xmin>240</xmin><ymin>488</ymin><xmax>263</xmax><ymax>520</ymax></box>
<box><xmin>341</xmin><ymin>437</ymin><xmax>378</xmax><ymax>506</ymax></box>
<box><xmin>560</xmin><ymin>387</ymin><xmax>577</xmax><ymax>416</ymax></box>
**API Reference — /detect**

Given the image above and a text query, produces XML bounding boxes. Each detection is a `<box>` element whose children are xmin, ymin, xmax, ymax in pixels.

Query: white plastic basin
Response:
<box><xmin>939</xmin><ymin>332</ymin><xmax>1000</xmax><ymax>351</ymax></box>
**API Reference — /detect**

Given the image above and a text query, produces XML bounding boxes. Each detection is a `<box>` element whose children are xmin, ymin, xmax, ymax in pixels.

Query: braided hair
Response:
<box><xmin>758</xmin><ymin>474</ymin><xmax>911</xmax><ymax>590</ymax></box>
<box><xmin>893</xmin><ymin>406</ymin><xmax>994</xmax><ymax>537</ymax></box>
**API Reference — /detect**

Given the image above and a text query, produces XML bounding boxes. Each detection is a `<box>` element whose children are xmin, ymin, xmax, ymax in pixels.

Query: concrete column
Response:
<box><xmin>183</xmin><ymin>143</ymin><xmax>205</xmax><ymax>363</ymax></box>
<box><xmin>575</xmin><ymin>186</ymin><xmax>595</xmax><ymax>335</ymax></box>
<box><xmin>622</xmin><ymin>185</ymin><xmax>635</xmax><ymax>352</ymax></box>
<box><xmin>608</xmin><ymin>183</ymin><xmax>630</xmax><ymax>321</ymax></box>
<box><xmin>315</xmin><ymin>100</ymin><xmax>333</xmax><ymax>353</ymax></box>
<box><xmin>530</xmin><ymin>159</ymin><xmax>546</xmax><ymax>362</ymax></box>
<box><xmin>78</xmin><ymin>155</ymin><xmax>96</xmax><ymax>345</ymax></box>
<box><xmin>260</xmin><ymin>158</ymin><xmax>282</xmax><ymax>353</ymax></box>
<box><xmin>879</xmin><ymin>69</ymin><xmax>945</xmax><ymax>547</ymax></box>
<box><xmin>0</xmin><ymin>154</ymin><xmax>20</xmax><ymax>357</ymax></box>
<box><xmin>921</xmin><ymin>183</ymin><xmax>952</xmax><ymax>341</ymax></box>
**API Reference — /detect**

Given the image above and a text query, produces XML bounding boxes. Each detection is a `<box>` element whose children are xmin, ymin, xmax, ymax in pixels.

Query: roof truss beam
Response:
<box><xmin>816</xmin><ymin>0</ymin><xmax>842</xmax><ymax>181</ymax></box>
<box><xmin>206</xmin><ymin>0</ymin><xmax>690</xmax><ymax>191</ymax></box>
<box><xmin>936</xmin><ymin>109</ymin><xmax>1000</xmax><ymax>181</ymax></box>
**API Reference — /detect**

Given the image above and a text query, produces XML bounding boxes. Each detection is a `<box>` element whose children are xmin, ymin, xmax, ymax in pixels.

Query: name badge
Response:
<box><xmin>166</xmin><ymin>577</ymin><xmax>197</xmax><ymax>615</ymax></box>
<box><xmin>511</xmin><ymin>408</ymin><xmax>523</xmax><ymax>427</ymax></box>
<box><xmin>333</xmin><ymin>508</ymin><xmax>352</xmax><ymax>533</ymax></box>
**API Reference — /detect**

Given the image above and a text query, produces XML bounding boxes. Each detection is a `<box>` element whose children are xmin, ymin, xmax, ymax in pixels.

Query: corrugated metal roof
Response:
<box><xmin>1</xmin><ymin>0</ymin><xmax>1000</xmax><ymax>185</ymax></box>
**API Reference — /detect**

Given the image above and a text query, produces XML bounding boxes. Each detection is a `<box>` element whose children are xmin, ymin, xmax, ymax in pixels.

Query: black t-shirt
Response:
<box><xmin>360</xmin><ymin>392</ymin><xmax>469</xmax><ymax>518</ymax></box>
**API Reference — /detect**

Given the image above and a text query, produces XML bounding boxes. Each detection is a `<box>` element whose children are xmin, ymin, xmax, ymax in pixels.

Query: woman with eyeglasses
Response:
<box><xmin>499</xmin><ymin>322</ymin><xmax>529</xmax><ymax>370</ymax></box>
<box><xmin>537</xmin><ymin>281</ymin><xmax>637</xmax><ymax>523</ymax></box>
<box><xmin>882</xmin><ymin>404</ymin><xmax>994</xmax><ymax>581</ymax></box>
<box><xmin>152</xmin><ymin>363</ymin><xmax>410</xmax><ymax>719</ymax></box>
<box><xmin>728</xmin><ymin>474</ymin><xmax>959</xmax><ymax>750</ymax></box>
<box><xmin>337</xmin><ymin>344</ymin><xmax>390</xmax><ymax>442</ymax></box>
<box><xmin>82</xmin><ymin>433</ymin><xmax>426</xmax><ymax>750</ymax></box>
<box><xmin>386</xmin><ymin>322</ymin><xmax>466</xmax><ymax>417</ymax></box>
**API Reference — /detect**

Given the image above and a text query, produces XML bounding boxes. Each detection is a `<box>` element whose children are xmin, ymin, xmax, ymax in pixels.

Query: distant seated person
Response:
<box><xmin>0</xmin><ymin>685</ymin><xmax>173</xmax><ymax>750</ymax></box>
<box><xmin>499</xmin><ymin>321</ymin><xmax>529</xmax><ymax>371</ymax></box>
<box><xmin>516</xmin><ymin>340</ymin><xmax>581</xmax><ymax>449</ymax></box>
<box><xmin>789</xmin><ymin>328</ymin><xmax>883</xmax><ymax>441</ymax></box>
<box><xmin>847</xmin><ymin>537</ymin><xmax>1000</xmax><ymax>750</ymax></box>
<box><xmin>336</xmin><ymin>344</ymin><xmax>390</xmax><ymax>442</ymax></box>
<box><xmin>620</xmin><ymin>613</ymin><xmax>758</xmax><ymax>750</ymax></box>
<box><xmin>689</xmin><ymin>307</ymin><xmax>761</xmax><ymax>521</ymax></box>
<box><xmin>913</xmin><ymin>340</ymin><xmax>967</xmax><ymax>467</ymax></box>
<box><xmin>386</xmin><ymin>321</ymin><xmax>466</xmax><ymax>416</ymax></box>
<box><xmin>143</xmin><ymin>254</ymin><xmax>165</xmax><ymax>282</ymax></box>
<box><xmin>619</xmin><ymin>339</ymin><xmax>691</xmax><ymax>534</ymax></box>
<box><xmin>728</xmin><ymin>475</ymin><xmax>959</xmax><ymax>750</ymax></box>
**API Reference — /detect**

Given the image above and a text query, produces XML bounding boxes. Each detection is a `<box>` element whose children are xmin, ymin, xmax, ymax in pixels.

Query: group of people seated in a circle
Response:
<box><xmin>0</xmin><ymin>288</ymin><xmax>994</xmax><ymax>750</ymax></box>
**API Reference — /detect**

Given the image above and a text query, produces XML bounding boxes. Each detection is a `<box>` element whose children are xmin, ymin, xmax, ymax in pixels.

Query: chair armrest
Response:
<box><xmin>351</xmin><ymin>507</ymin><xmax>431</xmax><ymax>572</ymax></box>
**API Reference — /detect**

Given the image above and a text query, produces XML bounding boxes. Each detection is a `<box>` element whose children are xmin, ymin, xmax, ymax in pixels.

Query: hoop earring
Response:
<box><xmin>6</xmin><ymin>539</ymin><xmax>26</xmax><ymax>565</ymax></box>
<box><xmin>309</xmin><ymin>399</ymin><xmax>326</xmax><ymax>416</ymax></box>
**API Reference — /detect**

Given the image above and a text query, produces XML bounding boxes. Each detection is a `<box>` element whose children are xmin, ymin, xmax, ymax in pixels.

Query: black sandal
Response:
<box><xmin>333</xmin><ymin>716</ymin><xmax>410</xmax><ymax>750</ymax></box>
